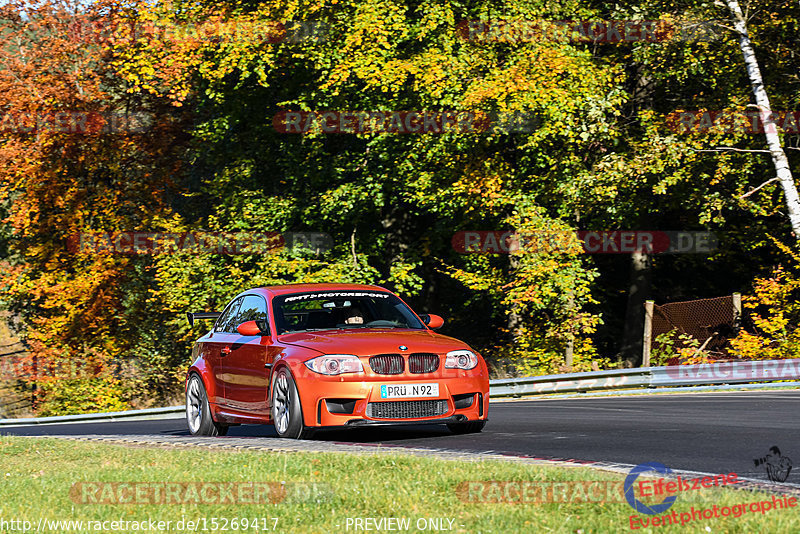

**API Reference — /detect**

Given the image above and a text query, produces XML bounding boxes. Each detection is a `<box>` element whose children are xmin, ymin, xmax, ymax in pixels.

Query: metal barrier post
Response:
<box><xmin>642</xmin><ymin>300</ymin><xmax>654</xmax><ymax>367</ymax></box>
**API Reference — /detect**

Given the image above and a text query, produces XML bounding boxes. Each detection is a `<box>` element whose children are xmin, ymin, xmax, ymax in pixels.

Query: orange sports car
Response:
<box><xmin>185</xmin><ymin>283</ymin><xmax>489</xmax><ymax>438</ymax></box>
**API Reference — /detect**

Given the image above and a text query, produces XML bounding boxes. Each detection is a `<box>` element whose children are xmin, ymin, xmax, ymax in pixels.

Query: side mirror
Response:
<box><xmin>422</xmin><ymin>314</ymin><xmax>444</xmax><ymax>329</ymax></box>
<box><xmin>237</xmin><ymin>320</ymin><xmax>268</xmax><ymax>336</ymax></box>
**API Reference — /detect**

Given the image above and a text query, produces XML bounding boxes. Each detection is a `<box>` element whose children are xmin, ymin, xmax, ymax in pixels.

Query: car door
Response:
<box><xmin>220</xmin><ymin>294</ymin><xmax>272</xmax><ymax>415</ymax></box>
<box><xmin>207</xmin><ymin>296</ymin><xmax>243</xmax><ymax>408</ymax></box>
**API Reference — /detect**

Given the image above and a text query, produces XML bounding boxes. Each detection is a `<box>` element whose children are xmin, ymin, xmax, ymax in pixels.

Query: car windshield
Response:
<box><xmin>272</xmin><ymin>291</ymin><xmax>425</xmax><ymax>334</ymax></box>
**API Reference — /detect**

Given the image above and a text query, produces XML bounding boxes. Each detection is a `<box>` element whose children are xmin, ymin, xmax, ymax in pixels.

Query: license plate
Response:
<box><xmin>380</xmin><ymin>383</ymin><xmax>439</xmax><ymax>399</ymax></box>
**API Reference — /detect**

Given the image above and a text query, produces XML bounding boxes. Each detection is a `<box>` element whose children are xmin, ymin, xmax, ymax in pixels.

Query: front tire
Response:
<box><xmin>271</xmin><ymin>367</ymin><xmax>314</xmax><ymax>439</ymax></box>
<box><xmin>447</xmin><ymin>420</ymin><xmax>486</xmax><ymax>434</ymax></box>
<box><xmin>186</xmin><ymin>374</ymin><xmax>228</xmax><ymax>436</ymax></box>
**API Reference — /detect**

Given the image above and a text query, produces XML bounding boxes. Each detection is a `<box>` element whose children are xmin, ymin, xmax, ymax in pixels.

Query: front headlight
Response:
<box><xmin>304</xmin><ymin>354</ymin><xmax>364</xmax><ymax>375</ymax></box>
<box><xmin>445</xmin><ymin>350</ymin><xmax>478</xmax><ymax>370</ymax></box>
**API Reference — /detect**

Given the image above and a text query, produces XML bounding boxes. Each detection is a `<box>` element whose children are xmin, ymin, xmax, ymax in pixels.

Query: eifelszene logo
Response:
<box><xmin>624</xmin><ymin>462</ymin><xmax>678</xmax><ymax>515</ymax></box>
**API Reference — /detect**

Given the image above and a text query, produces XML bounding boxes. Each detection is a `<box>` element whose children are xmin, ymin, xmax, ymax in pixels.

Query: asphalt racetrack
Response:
<box><xmin>4</xmin><ymin>391</ymin><xmax>798</xmax><ymax>484</ymax></box>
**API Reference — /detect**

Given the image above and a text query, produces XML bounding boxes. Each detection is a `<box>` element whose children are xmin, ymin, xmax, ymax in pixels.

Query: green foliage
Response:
<box><xmin>36</xmin><ymin>378</ymin><xmax>128</xmax><ymax>417</ymax></box>
<box><xmin>499</xmin><ymin>335</ymin><xmax>620</xmax><ymax>377</ymax></box>
<box><xmin>650</xmin><ymin>329</ymin><xmax>711</xmax><ymax>366</ymax></box>
<box><xmin>650</xmin><ymin>329</ymin><xmax>680</xmax><ymax>367</ymax></box>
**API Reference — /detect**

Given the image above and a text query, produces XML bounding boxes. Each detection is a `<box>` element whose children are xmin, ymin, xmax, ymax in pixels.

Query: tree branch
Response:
<box><xmin>350</xmin><ymin>227</ymin><xmax>358</xmax><ymax>269</ymax></box>
<box><xmin>692</xmin><ymin>146</ymin><xmax>770</xmax><ymax>153</ymax></box>
<box><xmin>740</xmin><ymin>177</ymin><xmax>780</xmax><ymax>198</ymax></box>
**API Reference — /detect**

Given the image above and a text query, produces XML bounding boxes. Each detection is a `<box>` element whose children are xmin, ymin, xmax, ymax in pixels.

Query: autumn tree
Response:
<box><xmin>0</xmin><ymin>0</ymin><xmax>190</xmax><ymax>412</ymax></box>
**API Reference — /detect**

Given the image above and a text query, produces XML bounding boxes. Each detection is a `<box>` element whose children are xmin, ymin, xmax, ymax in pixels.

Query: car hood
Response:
<box><xmin>279</xmin><ymin>329</ymin><xmax>470</xmax><ymax>356</ymax></box>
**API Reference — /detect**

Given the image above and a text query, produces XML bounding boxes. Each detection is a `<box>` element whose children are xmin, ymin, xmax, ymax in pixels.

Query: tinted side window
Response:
<box><xmin>216</xmin><ymin>297</ymin><xmax>243</xmax><ymax>333</ymax></box>
<box><xmin>237</xmin><ymin>295</ymin><xmax>268</xmax><ymax>327</ymax></box>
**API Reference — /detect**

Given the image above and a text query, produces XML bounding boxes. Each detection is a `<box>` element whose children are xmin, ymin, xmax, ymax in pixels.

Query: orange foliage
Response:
<box><xmin>0</xmin><ymin>1</ymin><xmax>188</xmax><ymax>412</ymax></box>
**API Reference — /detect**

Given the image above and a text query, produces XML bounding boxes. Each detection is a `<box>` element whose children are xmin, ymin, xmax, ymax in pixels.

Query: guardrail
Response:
<box><xmin>2</xmin><ymin>359</ymin><xmax>800</xmax><ymax>425</ymax></box>
<box><xmin>0</xmin><ymin>406</ymin><xmax>183</xmax><ymax>426</ymax></box>
<box><xmin>489</xmin><ymin>367</ymin><xmax>651</xmax><ymax>397</ymax></box>
<box><xmin>490</xmin><ymin>358</ymin><xmax>800</xmax><ymax>397</ymax></box>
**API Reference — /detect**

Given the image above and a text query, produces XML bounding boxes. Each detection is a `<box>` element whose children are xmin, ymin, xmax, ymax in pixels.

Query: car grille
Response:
<box><xmin>408</xmin><ymin>353</ymin><xmax>439</xmax><ymax>374</ymax></box>
<box><xmin>366</xmin><ymin>400</ymin><xmax>448</xmax><ymax>419</ymax></box>
<box><xmin>369</xmin><ymin>354</ymin><xmax>404</xmax><ymax>375</ymax></box>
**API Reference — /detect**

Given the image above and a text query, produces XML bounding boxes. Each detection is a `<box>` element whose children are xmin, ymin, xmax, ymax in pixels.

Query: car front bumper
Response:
<box><xmin>289</xmin><ymin>365</ymin><xmax>489</xmax><ymax>428</ymax></box>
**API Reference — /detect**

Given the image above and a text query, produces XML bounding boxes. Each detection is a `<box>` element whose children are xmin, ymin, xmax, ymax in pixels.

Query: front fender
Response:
<box><xmin>187</xmin><ymin>353</ymin><xmax>220</xmax><ymax>406</ymax></box>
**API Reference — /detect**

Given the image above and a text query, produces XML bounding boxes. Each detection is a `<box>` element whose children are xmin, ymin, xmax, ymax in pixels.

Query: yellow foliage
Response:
<box><xmin>729</xmin><ymin>264</ymin><xmax>800</xmax><ymax>360</ymax></box>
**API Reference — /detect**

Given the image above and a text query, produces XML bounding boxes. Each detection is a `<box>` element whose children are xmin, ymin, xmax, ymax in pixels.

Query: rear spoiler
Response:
<box><xmin>186</xmin><ymin>311</ymin><xmax>221</xmax><ymax>327</ymax></box>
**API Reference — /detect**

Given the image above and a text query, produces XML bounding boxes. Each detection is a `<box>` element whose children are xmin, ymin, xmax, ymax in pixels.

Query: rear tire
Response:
<box><xmin>186</xmin><ymin>374</ymin><xmax>228</xmax><ymax>436</ymax></box>
<box><xmin>447</xmin><ymin>420</ymin><xmax>486</xmax><ymax>434</ymax></box>
<box><xmin>271</xmin><ymin>367</ymin><xmax>315</xmax><ymax>439</ymax></box>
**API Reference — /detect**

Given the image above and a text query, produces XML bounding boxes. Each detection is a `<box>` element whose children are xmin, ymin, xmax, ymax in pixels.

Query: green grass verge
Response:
<box><xmin>0</xmin><ymin>436</ymin><xmax>797</xmax><ymax>533</ymax></box>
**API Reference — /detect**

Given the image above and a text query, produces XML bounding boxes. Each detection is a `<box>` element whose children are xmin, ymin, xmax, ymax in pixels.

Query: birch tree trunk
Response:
<box><xmin>724</xmin><ymin>0</ymin><xmax>800</xmax><ymax>238</ymax></box>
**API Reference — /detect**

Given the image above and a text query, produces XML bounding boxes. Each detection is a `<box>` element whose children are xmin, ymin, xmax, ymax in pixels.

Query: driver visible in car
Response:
<box><xmin>342</xmin><ymin>307</ymin><xmax>364</xmax><ymax>325</ymax></box>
